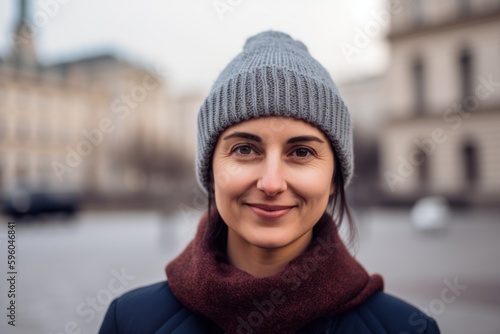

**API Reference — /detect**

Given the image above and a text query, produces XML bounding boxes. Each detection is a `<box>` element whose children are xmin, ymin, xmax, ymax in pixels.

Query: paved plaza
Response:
<box><xmin>0</xmin><ymin>208</ymin><xmax>498</xmax><ymax>334</ymax></box>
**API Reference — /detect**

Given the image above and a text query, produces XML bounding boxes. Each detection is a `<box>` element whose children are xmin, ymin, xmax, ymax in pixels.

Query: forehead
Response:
<box><xmin>220</xmin><ymin>116</ymin><xmax>327</xmax><ymax>140</ymax></box>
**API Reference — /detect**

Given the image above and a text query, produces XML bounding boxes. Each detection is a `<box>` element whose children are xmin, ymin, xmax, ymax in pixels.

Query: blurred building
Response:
<box><xmin>341</xmin><ymin>0</ymin><xmax>500</xmax><ymax>207</ymax></box>
<box><xmin>338</xmin><ymin>75</ymin><xmax>386</xmax><ymax>206</ymax></box>
<box><xmin>0</xmin><ymin>0</ymin><xmax>201</xmax><ymax>200</ymax></box>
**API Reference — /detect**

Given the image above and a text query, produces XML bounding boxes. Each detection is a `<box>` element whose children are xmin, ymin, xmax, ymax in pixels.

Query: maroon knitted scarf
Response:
<box><xmin>166</xmin><ymin>213</ymin><xmax>383</xmax><ymax>334</ymax></box>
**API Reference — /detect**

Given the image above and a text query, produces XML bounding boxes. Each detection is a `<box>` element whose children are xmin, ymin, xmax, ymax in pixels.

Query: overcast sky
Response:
<box><xmin>0</xmin><ymin>0</ymin><xmax>389</xmax><ymax>94</ymax></box>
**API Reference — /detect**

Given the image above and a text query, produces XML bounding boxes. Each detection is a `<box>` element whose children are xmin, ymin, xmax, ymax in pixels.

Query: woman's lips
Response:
<box><xmin>246</xmin><ymin>203</ymin><xmax>295</xmax><ymax>220</ymax></box>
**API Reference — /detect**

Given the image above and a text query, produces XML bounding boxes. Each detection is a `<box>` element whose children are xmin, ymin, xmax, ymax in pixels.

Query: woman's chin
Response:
<box><xmin>245</xmin><ymin>231</ymin><xmax>296</xmax><ymax>250</ymax></box>
<box><xmin>252</xmin><ymin>239</ymin><xmax>288</xmax><ymax>250</ymax></box>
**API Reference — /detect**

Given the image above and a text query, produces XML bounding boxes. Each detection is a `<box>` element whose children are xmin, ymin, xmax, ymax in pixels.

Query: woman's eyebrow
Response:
<box><xmin>223</xmin><ymin>132</ymin><xmax>324</xmax><ymax>144</ymax></box>
<box><xmin>287</xmin><ymin>135</ymin><xmax>325</xmax><ymax>144</ymax></box>
<box><xmin>223</xmin><ymin>132</ymin><xmax>261</xmax><ymax>142</ymax></box>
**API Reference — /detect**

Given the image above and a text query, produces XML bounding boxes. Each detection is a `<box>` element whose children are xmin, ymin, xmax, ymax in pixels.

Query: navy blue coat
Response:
<box><xmin>99</xmin><ymin>281</ymin><xmax>440</xmax><ymax>334</ymax></box>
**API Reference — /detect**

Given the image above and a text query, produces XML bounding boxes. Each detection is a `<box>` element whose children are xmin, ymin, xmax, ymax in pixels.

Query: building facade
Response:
<box><xmin>0</xmin><ymin>1</ymin><xmax>202</xmax><ymax>199</ymax></box>
<box><xmin>381</xmin><ymin>0</ymin><xmax>500</xmax><ymax>205</ymax></box>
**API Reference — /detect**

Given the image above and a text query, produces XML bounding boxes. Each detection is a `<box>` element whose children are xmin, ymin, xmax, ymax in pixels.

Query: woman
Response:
<box><xmin>99</xmin><ymin>31</ymin><xmax>440</xmax><ymax>333</ymax></box>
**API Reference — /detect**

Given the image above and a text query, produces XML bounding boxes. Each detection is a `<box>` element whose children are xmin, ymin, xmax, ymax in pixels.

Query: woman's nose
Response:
<box><xmin>256</xmin><ymin>158</ymin><xmax>287</xmax><ymax>197</ymax></box>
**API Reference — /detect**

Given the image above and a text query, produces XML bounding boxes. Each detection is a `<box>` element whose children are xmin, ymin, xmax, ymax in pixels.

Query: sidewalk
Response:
<box><xmin>354</xmin><ymin>207</ymin><xmax>500</xmax><ymax>334</ymax></box>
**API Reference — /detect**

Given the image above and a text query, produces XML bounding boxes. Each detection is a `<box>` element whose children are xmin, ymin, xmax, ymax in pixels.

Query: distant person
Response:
<box><xmin>99</xmin><ymin>30</ymin><xmax>440</xmax><ymax>333</ymax></box>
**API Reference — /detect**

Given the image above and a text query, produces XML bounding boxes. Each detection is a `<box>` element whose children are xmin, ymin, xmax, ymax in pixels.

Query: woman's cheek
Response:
<box><xmin>215</xmin><ymin>161</ymin><xmax>254</xmax><ymax>194</ymax></box>
<box><xmin>289</xmin><ymin>167</ymin><xmax>331</xmax><ymax>194</ymax></box>
<box><xmin>214</xmin><ymin>160</ymin><xmax>241</xmax><ymax>189</ymax></box>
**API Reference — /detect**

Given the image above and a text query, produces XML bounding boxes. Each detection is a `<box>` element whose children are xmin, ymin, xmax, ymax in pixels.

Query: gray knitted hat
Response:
<box><xmin>196</xmin><ymin>30</ymin><xmax>353</xmax><ymax>192</ymax></box>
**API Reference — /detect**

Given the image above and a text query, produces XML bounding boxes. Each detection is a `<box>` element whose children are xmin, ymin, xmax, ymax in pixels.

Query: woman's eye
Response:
<box><xmin>234</xmin><ymin>145</ymin><xmax>255</xmax><ymax>155</ymax></box>
<box><xmin>292</xmin><ymin>148</ymin><xmax>312</xmax><ymax>158</ymax></box>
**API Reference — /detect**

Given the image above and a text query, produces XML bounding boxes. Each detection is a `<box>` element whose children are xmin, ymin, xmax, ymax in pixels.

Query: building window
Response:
<box><xmin>416</xmin><ymin>148</ymin><xmax>429</xmax><ymax>186</ymax></box>
<box><xmin>458</xmin><ymin>0</ymin><xmax>471</xmax><ymax>16</ymax></box>
<box><xmin>0</xmin><ymin>158</ymin><xmax>3</xmax><ymax>190</ymax></box>
<box><xmin>413</xmin><ymin>58</ymin><xmax>425</xmax><ymax>115</ymax></box>
<box><xmin>459</xmin><ymin>49</ymin><xmax>473</xmax><ymax>100</ymax></box>
<box><xmin>410</xmin><ymin>0</ymin><xmax>425</xmax><ymax>26</ymax></box>
<box><xmin>462</xmin><ymin>140</ymin><xmax>478</xmax><ymax>186</ymax></box>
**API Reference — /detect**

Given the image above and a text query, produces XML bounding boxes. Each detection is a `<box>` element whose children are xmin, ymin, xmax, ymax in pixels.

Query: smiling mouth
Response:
<box><xmin>245</xmin><ymin>203</ymin><xmax>295</xmax><ymax>220</ymax></box>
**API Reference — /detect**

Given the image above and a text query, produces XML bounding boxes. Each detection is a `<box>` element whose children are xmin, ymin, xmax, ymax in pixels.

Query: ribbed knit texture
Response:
<box><xmin>196</xmin><ymin>30</ymin><xmax>353</xmax><ymax>192</ymax></box>
<box><xmin>166</xmin><ymin>212</ymin><xmax>383</xmax><ymax>334</ymax></box>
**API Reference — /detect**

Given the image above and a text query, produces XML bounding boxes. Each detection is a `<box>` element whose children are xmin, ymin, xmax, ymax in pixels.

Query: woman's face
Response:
<box><xmin>212</xmin><ymin>116</ymin><xmax>335</xmax><ymax>251</ymax></box>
